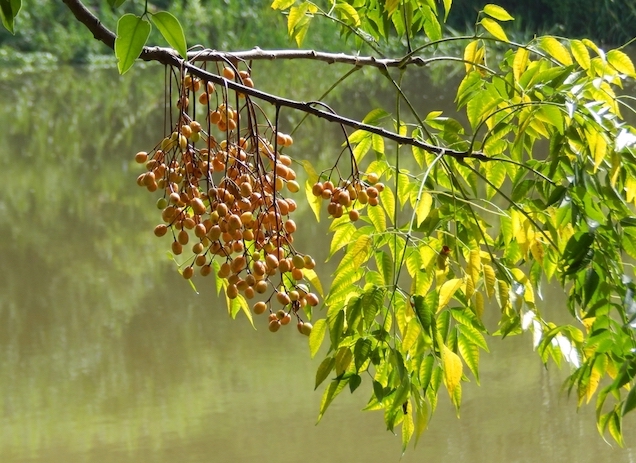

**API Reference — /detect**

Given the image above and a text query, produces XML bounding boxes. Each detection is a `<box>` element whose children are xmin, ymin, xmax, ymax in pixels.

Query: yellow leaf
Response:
<box><xmin>468</xmin><ymin>250</ymin><xmax>481</xmax><ymax>286</ymax></box>
<box><xmin>480</xmin><ymin>17</ymin><xmax>508</xmax><ymax>42</ymax></box>
<box><xmin>483</xmin><ymin>4</ymin><xmax>514</xmax><ymax>21</ymax></box>
<box><xmin>464</xmin><ymin>40</ymin><xmax>479</xmax><ymax>73</ymax></box>
<box><xmin>442</xmin><ymin>344</ymin><xmax>463</xmax><ymax>398</ymax></box>
<box><xmin>303</xmin><ymin>268</ymin><xmax>324</xmax><ymax>297</ymax></box>
<box><xmin>593</xmin><ymin>134</ymin><xmax>607</xmax><ymax>172</ymax></box>
<box><xmin>465</xmin><ymin>275</ymin><xmax>475</xmax><ymax>300</ymax></box>
<box><xmin>474</xmin><ymin>291</ymin><xmax>485</xmax><ymax>320</ymax></box>
<box><xmin>607</xmin><ymin>49</ymin><xmax>636</xmax><ymax>76</ymax></box>
<box><xmin>570</xmin><ymin>39</ymin><xmax>590</xmax><ymax>70</ymax></box>
<box><xmin>513</xmin><ymin>47</ymin><xmax>529</xmax><ymax>82</ymax></box>
<box><xmin>437</xmin><ymin>278</ymin><xmax>463</xmax><ymax>312</ymax></box>
<box><xmin>416</xmin><ymin>192</ymin><xmax>433</xmax><ymax>226</ymax></box>
<box><xmin>539</xmin><ymin>36</ymin><xmax>573</xmax><ymax>66</ymax></box>
<box><xmin>483</xmin><ymin>264</ymin><xmax>496</xmax><ymax>298</ymax></box>
<box><xmin>529</xmin><ymin>239</ymin><xmax>544</xmax><ymax>264</ymax></box>
<box><xmin>625</xmin><ymin>176</ymin><xmax>636</xmax><ymax>205</ymax></box>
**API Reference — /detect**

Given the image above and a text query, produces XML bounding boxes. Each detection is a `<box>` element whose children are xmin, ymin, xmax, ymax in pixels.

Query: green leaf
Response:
<box><xmin>457</xmin><ymin>333</ymin><xmax>480</xmax><ymax>383</ymax></box>
<box><xmin>309</xmin><ymin>319</ymin><xmax>327</xmax><ymax>358</ymax></box>
<box><xmin>412</xmin><ymin>295</ymin><xmax>433</xmax><ymax>332</ymax></box>
<box><xmin>376</xmin><ymin>250</ymin><xmax>393</xmax><ymax>286</ymax></box>
<box><xmin>622</xmin><ymin>385</ymin><xmax>636</xmax><ymax>416</ymax></box>
<box><xmin>354</xmin><ymin>337</ymin><xmax>373</xmax><ymax>371</ymax></box>
<box><xmin>607</xmin><ymin>49</ymin><xmax>636</xmax><ymax>76</ymax></box>
<box><xmin>363</xmin><ymin>108</ymin><xmax>390</xmax><ymax>124</ymax></box>
<box><xmin>271</xmin><ymin>0</ymin><xmax>295</xmax><ymax>9</ymax></box>
<box><xmin>0</xmin><ymin>0</ymin><xmax>21</xmax><ymax>34</ymax></box>
<box><xmin>318</xmin><ymin>379</ymin><xmax>348</xmax><ymax>421</ymax></box>
<box><xmin>480</xmin><ymin>18</ymin><xmax>508</xmax><ymax>42</ymax></box>
<box><xmin>483</xmin><ymin>4</ymin><xmax>514</xmax><ymax>21</ymax></box>
<box><xmin>349</xmin><ymin>374</ymin><xmax>362</xmax><ymax>393</ymax></box>
<box><xmin>115</xmin><ymin>14</ymin><xmax>151</xmax><ymax>75</ymax></box>
<box><xmin>539</xmin><ymin>36</ymin><xmax>573</xmax><ymax>66</ymax></box>
<box><xmin>315</xmin><ymin>356</ymin><xmax>335</xmax><ymax>389</ymax></box>
<box><xmin>108</xmin><ymin>0</ymin><xmax>128</xmax><ymax>7</ymax></box>
<box><xmin>335</xmin><ymin>346</ymin><xmax>353</xmax><ymax>375</ymax></box>
<box><xmin>368</xmin><ymin>201</ymin><xmax>386</xmax><ymax>232</ymax></box>
<box><xmin>150</xmin><ymin>11</ymin><xmax>188</xmax><ymax>59</ymax></box>
<box><xmin>442</xmin><ymin>0</ymin><xmax>451</xmax><ymax>21</ymax></box>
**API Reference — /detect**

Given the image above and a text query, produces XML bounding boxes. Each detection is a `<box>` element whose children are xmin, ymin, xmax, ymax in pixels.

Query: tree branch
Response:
<box><xmin>62</xmin><ymin>0</ymin><xmax>489</xmax><ymax>162</ymax></box>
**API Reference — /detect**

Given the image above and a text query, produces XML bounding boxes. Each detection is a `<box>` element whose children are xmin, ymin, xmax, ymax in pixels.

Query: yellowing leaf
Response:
<box><xmin>305</xmin><ymin>180</ymin><xmax>321</xmax><ymax>221</ymax></box>
<box><xmin>441</xmin><ymin>344</ymin><xmax>463</xmax><ymax>398</ymax></box>
<box><xmin>303</xmin><ymin>268</ymin><xmax>324</xmax><ymax>297</ymax></box>
<box><xmin>468</xmin><ymin>249</ymin><xmax>481</xmax><ymax>286</ymax></box>
<box><xmin>334</xmin><ymin>2</ymin><xmax>360</xmax><ymax>27</ymax></box>
<box><xmin>287</xmin><ymin>2</ymin><xmax>308</xmax><ymax>35</ymax></box>
<box><xmin>513</xmin><ymin>47</ymin><xmax>530</xmax><ymax>82</ymax></box>
<box><xmin>570</xmin><ymin>39</ymin><xmax>590</xmax><ymax>70</ymax></box>
<box><xmin>607</xmin><ymin>49</ymin><xmax>636</xmax><ymax>76</ymax></box>
<box><xmin>309</xmin><ymin>319</ymin><xmax>327</xmax><ymax>358</ymax></box>
<box><xmin>480</xmin><ymin>17</ymin><xmax>508</xmax><ymax>42</ymax></box>
<box><xmin>593</xmin><ymin>133</ymin><xmax>607</xmax><ymax>172</ymax></box>
<box><xmin>464</xmin><ymin>40</ymin><xmax>479</xmax><ymax>73</ymax></box>
<box><xmin>401</xmin><ymin>402</ymin><xmax>414</xmax><ymax>452</ymax></box>
<box><xmin>271</xmin><ymin>0</ymin><xmax>295</xmax><ymax>9</ymax></box>
<box><xmin>483</xmin><ymin>4</ymin><xmax>514</xmax><ymax>21</ymax></box>
<box><xmin>416</xmin><ymin>192</ymin><xmax>433</xmax><ymax>226</ymax></box>
<box><xmin>474</xmin><ymin>291</ymin><xmax>485</xmax><ymax>319</ymax></box>
<box><xmin>539</xmin><ymin>36</ymin><xmax>573</xmax><ymax>66</ymax></box>
<box><xmin>437</xmin><ymin>278</ymin><xmax>463</xmax><ymax>312</ymax></box>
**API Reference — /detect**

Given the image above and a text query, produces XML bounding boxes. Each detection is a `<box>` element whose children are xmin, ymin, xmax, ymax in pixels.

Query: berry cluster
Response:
<box><xmin>134</xmin><ymin>66</ymin><xmax>318</xmax><ymax>335</ymax></box>
<box><xmin>311</xmin><ymin>172</ymin><xmax>384</xmax><ymax>221</ymax></box>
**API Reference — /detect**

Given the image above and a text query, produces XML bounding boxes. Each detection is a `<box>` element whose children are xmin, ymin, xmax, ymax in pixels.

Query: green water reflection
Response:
<box><xmin>1</xmin><ymin>62</ymin><xmax>635</xmax><ymax>463</ymax></box>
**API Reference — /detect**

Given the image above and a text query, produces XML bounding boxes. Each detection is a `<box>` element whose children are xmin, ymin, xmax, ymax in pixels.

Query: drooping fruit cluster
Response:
<box><xmin>311</xmin><ymin>171</ymin><xmax>384</xmax><ymax>220</ymax></box>
<box><xmin>134</xmin><ymin>65</ymin><xmax>318</xmax><ymax>335</ymax></box>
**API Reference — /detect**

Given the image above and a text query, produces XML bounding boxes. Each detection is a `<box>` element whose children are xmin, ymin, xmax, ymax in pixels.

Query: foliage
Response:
<box><xmin>5</xmin><ymin>0</ymin><xmax>636</xmax><ymax>453</ymax></box>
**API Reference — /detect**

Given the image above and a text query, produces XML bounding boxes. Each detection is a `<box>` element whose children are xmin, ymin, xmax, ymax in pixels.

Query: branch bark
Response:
<box><xmin>62</xmin><ymin>0</ymin><xmax>489</xmax><ymax>161</ymax></box>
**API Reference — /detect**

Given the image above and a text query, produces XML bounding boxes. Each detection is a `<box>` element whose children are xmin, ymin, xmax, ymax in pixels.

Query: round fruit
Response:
<box><xmin>182</xmin><ymin>266</ymin><xmax>194</xmax><ymax>279</ymax></box>
<box><xmin>154</xmin><ymin>224</ymin><xmax>168</xmax><ymax>237</ymax></box>
<box><xmin>253</xmin><ymin>301</ymin><xmax>267</xmax><ymax>314</ymax></box>
<box><xmin>135</xmin><ymin>151</ymin><xmax>148</xmax><ymax>164</ymax></box>
<box><xmin>300</xmin><ymin>322</ymin><xmax>313</xmax><ymax>336</ymax></box>
<box><xmin>269</xmin><ymin>320</ymin><xmax>281</xmax><ymax>332</ymax></box>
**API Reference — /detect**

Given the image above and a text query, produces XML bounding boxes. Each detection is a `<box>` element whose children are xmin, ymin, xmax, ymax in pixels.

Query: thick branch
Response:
<box><xmin>62</xmin><ymin>0</ymin><xmax>489</xmax><ymax>161</ymax></box>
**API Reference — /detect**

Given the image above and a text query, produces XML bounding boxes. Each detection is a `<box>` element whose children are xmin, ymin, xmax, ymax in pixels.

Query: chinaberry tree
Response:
<box><xmin>3</xmin><ymin>0</ymin><xmax>636</xmax><ymax>450</ymax></box>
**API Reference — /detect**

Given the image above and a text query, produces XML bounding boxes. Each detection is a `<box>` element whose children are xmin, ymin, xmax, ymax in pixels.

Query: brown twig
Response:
<box><xmin>61</xmin><ymin>0</ymin><xmax>490</xmax><ymax>161</ymax></box>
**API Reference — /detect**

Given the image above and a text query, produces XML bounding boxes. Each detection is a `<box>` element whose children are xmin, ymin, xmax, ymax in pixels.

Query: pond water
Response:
<box><xmin>0</xmin><ymin>61</ymin><xmax>635</xmax><ymax>463</ymax></box>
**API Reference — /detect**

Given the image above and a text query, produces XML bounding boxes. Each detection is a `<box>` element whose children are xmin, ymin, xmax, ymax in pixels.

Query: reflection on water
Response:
<box><xmin>1</xmin><ymin>63</ymin><xmax>635</xmax><ymax>463</ymax></box>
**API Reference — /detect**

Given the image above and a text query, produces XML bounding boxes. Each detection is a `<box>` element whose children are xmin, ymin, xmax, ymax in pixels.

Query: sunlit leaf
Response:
<box><xmin>309</xmin><ymin>319</ymin><xmax>327</xmax><ymax>358</ymax></box>
<box><xmin>539</xmin><ymin>36</ymin><xmax>573</xmax><ymax>66</ymax></box>
<box><xmin>437</xmin><ymin>278</ymin><xmax>463</xmax><ymax>312</ymax></box>
<box><xmin>458</xmin><ymin>333</ymin><xmax>480</xmax><ymax>383</ymax></box>
<box><xmin>334</xmin><ymin>2</ymin><xmax>360</xmax><ymax>27</ymax></box>
<box><xmin>317</xmin><ymin>379</ymin><xmax>348</xmax><ymax>421</ymax></box>
<box><xmin>513</xmin><ymin>47</ymin><xmax>530</xmax><ymax>82</ymax></box>
<box><xmin>607</xmin><ymin>49</ymin><xmax>636</xmax><ymax>76</ymax></box>
<box><xmin>570</xmin><ymin>39</ymin><xmax>590</xmax><ymax>70</ymax></box>
<box><xmin>150</xmin><ymin>11</ymin><xmax>188</xmax><ymax>58</ymax></box>
<box><xmin>483</xmin><ymin>4</ymin><xmax>514</xmax><ymax>21</ymax></box>
<box><xmin>463</xmin><ymin>40</ymin><xmax>480</xmax><ymax>73</ymax></box>
<box><xmin>441</xmin><ymin>343</ymin><xmax>463</xmax><ymax>398</ymax></box>
<box><xmin>271</xmin><ymin>0</ymin><xmax>295</xmax><ymax>9</ymax></box>
<box><xmin>402</xmin><ymin>402</ymin><xmax>414</xmax><ymax>452</ymax></box>
<box><xmin>480</xmin><ymin>18</ymin><xmax>508</xmax><ymax>42</ymax></box>
<box><xmin>115</xmin><ymin>14</ymin><xmax>151</xmax><ymax>74</ymax></box>
<box><xmin>415</xmin><ymin>192</ymin><xmax>433</xmax><ymax>226</ymax></box>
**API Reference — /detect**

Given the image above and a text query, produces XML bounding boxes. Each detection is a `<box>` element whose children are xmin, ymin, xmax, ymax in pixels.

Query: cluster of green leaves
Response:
<box><xmin>109</xmin><ymin>0</ymin><xmax>187</xmax><ymax>74</ymax></box>
<box><xmin>272</xmin><ymin>0</ymin><xmax>636</xmax><ymax>450</ymax></box>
